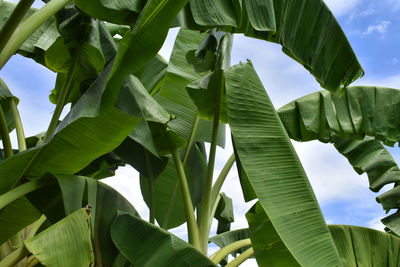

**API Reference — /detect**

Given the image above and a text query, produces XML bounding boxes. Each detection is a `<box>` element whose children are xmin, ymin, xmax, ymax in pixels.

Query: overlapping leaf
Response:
<box><xmin>0</xmin><ymin>61</ymin><xmax>140</xmax><ymax>195</ymax></box>
<box><xmin>26</xmin><ymin>174</ymin><xmax>138</xmax><ymax>265</ymax></box>
<box><xmin>176</xmin><ymin>0</ymin><xmax>363</xmax><ymax>92</ymax></box>
<box><xmin>155</xmin><ymin>28</ymin><xmax>225</xmax><ymax>147</ymax></box>
<box><xmin>24</xmin><ymin>208</ymin><xmax>94</xmax><ymax>266</ymax></box>
<box><xmin>226</xmin><ymin>61</ymin><xmax>341</xmax><ymax>266</ymax></box>
<box><xmin>111</xmin><ymin>213</ymin><xmax>216</xmax><ymax>266</ymax></box>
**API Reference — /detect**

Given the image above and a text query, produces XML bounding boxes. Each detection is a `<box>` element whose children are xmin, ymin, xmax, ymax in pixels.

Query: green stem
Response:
<box><xmin>225</xmin><ymin>247</ymin><xmax>254</xmax><ymax>267</ymax></box>
<box><xmin>210</xmin><ymin>153</ymin><xmax>235</xmax><ymax>209</ymax></box>
<box><xmin>0</xmin><ymin>179</ymin><xmax>53</xmax><ymax>210</ymax></box>
<box><xmin>0</xmin><ymin>0</ymin><xmax>71</xmax><ymax>69</ymax></box>
<box><xmin>0</xmin><ymin>105</ymin><xmax>13</xmax><ymax>158</ymax></box>
<box><xmin>28</xmin><ymin>215</ymin><xmax>47</xmax><ymax>238</ymax></box>
<box><xmin>10</xmin><ymin>98</ymin><xmax>26</xmax><ymax>151</ymax></box>
<box><xmin>182</xmin><ymin>114</ymin><xmax>200</xmax><ymax>166</ymax></box>
<box><xmin>161</xmin><ymin>113</ymin><xmax>201</xmax><ymax>228</ymax></box>
<box><xmin>45</xmin><ymin>49</ymin><xmax>79</xmax><ymax>141</ymax></box>
<box><xmin>0</xmin><ymin>0</ymin><xmax>34</xmax><ymax>53</ymax></box>
<box><xmin>210</xmin><ymin>238</ymin><xmax>252</xmax><ymax>264</ymax></box>
<box><xmin>208</xmin><ymin>193</ymin><xmax>221</xmax><ymax>232</ymax></box>
<box><xmin>145</xmin><ymin>150</ymin><xmax>155</xmax><ymax>224</ymax></box>
<box><xmin>167</xmin><ymin>133</ymin><xmax>202</xmax><ymax>251</ymax></box>
<box><xmin>198</xmin><ymin>71</ymin><xmax>223</xmax><ymax>253</ymax></box>
<box><xmin>0</xmin><ymin>245</ymin><xmax>30</xmax><ymax>267</ymax></box>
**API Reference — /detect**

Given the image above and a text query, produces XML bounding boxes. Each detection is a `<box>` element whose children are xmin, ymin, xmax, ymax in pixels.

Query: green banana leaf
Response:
<box><xmin>24</xmin><ymin>208</ymin><xmax>94</xmax><ymax>266</ymax></box>
<box><xmin>278</xmin><ymin>86</ymin><xmax>400</xmax><ymax>145</ymax></box>
<box><xmin>155</xmin><ymin>28</ymin><xmax>225</xmax><ymax>147</ymax></box>
<box><xmin>246</xmin><ymin>202</ymin><xmax>400</xmax><ymax>266</ymax></box>
<box><xmin>332</xmin><ymin>136</ymin><xmax>400</xmax><ymax>192</ymax></box>
<box><xmin>0</xmin><ymin>1</ymin><xmax>60</xmax><ymax>65</ymax></box>
<box><xmin>226</xmin><ymin>61</ymin><xmax>341</xmax><ymax>266</ymax></box>
<box><xmin>176</xmin><ymin>0</ymin><xmax>363</xmax><ymax>92</ymax></box>
<box><xmin>277</xmin><ymin>86</ymin><xmax>400</xmax><ymax>233</ymax></box>
<box><xmin>140</xmin><ymin>144</ymin><xmax>206</xmax><ymax>229</ymax></box>
<box><xmin>102</xmin><ymin>0</ymin><xmax>189</xmax><ymax>108</ymax></box>
<box><xmin>0</xmin><ymin>197</ymin><xmax>41</xmax><ymax>246</ymax></box>
<box><xmin>73</xmin><ymin>0</ymin><xmax>145</xmax><ymax>25</ymax></box>
<box><xmin>111</xmin><ymin>212</ymin><xmax>216</xmax><ymax>266</ymax></box>
<box><xmin>330</xmin><ymin>225</ymin><xmax>400</xmax><ymax>266</ymax></box>
<box><xmin>26</xmin><ymin>174</ymin><xmax>138</xmax><ymax>266</ymax></box>
<box><xmin>0</xmin><ymin>61</ymin><xmax>140</xmax><ymax>195</ymax></box>
<box><xmin>214</xmin><ymin>192</ymin><xmax>234</xmax><ymax>234</ymax></box>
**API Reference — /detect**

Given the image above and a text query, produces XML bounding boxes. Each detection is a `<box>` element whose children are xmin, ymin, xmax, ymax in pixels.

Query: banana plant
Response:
<box><xmin>0</xmin><ymin>0</ymin><xmax>398</xmax><ymax>266</ymax></box>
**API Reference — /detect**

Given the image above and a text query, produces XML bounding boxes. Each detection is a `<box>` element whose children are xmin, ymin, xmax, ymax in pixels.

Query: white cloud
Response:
<box><xmin>363</xmin><ymin>21</ymin><xmax>391</xmax><ymax>36</ymax></box>
<box><xmin>323</xmin><ymin>0</ymin><xmax>361</xmax><ymax>17</ymax></box>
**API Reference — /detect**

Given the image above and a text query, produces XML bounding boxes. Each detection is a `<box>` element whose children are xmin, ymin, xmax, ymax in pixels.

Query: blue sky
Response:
<box><xmin>1</xmin><ymin>0</ymin><xmax>400</xmax><ymax>261</ymax></box>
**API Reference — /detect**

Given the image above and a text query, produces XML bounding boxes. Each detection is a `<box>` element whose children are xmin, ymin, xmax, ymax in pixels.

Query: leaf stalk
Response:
<box><xmin>210</xmin><ymin>238</ymin><xmax>251</xmax><ymax>264</ymax></box>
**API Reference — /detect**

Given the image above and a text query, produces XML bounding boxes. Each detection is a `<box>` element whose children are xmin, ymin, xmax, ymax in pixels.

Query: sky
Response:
<box><xmin>1</xmin><ymin>0</ymin><xmax>400</xmax><ymax>264</ymax></box>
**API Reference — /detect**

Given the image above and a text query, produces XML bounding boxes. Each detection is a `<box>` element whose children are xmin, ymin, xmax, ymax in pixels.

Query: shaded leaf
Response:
<box><xmin>111</xmin><ymin>213</ymin><xmax>216</xmax><ymax>266</ymax></box>
<box><xmin>140</xmin><ymin>145</ymin><xmax>206</xmax><ymax>229</ymax></box>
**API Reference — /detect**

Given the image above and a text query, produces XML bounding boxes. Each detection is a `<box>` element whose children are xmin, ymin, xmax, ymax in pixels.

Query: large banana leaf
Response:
<box><xmin>111</xmin><ymin>212</ymin><xmax>216</xmax><ymax>266</ymax></box>
<box><xmin>0</xmin><ymin>61</ymin><xmax>140</xmax><ymax>195</ymax></box>
<box><xmin>278</xmin><ymin>86</ymin><xmax>400</xmax><ymax>145</ymax></box>
<box><xmin>155</xmin><ymin>28</ymin><xmax>225</xmax><ymax>147</ymax></box>
<box><xmin>226</xmin><ymin>61</ymin><xmax>341</xmax><ymax>266</ymax></box>
<box><xmin>176</xmin><ymin>0</ymin><xmax>363</xmax><ymax>92</ymax></box>
<box><xmin>24</xmin><ymin>208</ymin><xmax>94</xmax><ymax>266</ymax></box>
<box><xmin>277</xmin><ymin>86</ymin><xmax>400</xmax><ymax>233</ymax></box>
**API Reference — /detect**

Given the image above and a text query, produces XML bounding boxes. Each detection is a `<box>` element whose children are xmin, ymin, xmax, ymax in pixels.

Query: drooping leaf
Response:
<box><xmin>140</xmin><ymin>145</ymin><xmax>206</xmax><ymax>229</ymax></box>
<box><xmin>0</xmin><ymin>61</ymin><xmax>140</xmax><ymax>195</ymax></box>
<box><xmin>135</xmin><ymin>54</ymin><xmax>168</xmax><ymax>93</ymax></box>
<box><xmin>24</xmin><ymin>208</ymin><xmax>94</xmax><ymax>267</ymax></box>
<box><xmin>76</xmin><ymin>153</ymin><xmax>125</xmax><ymax>180</ymax></box>
<box><xmin>226</xmin><ymin>61</ymin><xmax>341</xmax><ymax>266</ymax></box>
<box><xmin>214</xmin><ymin>192</ymin><xmax>234</xmax><ymax>234</ymax></box>
<box><xmin>332</xmin><ymin>136</ymin><xmax>400</xmax><ymax>193</ymax></box>
<box><xmin>111</xmin><ymin>213</ymin><xmax>216</xmax><ymax>266</ymax></box>
<box><xmin>278</xmin><ymin>86</ymin><xmax>400</xmax><ymax>145</ymax></box>
<box><xmin>102</xmin><ymin>0</ymin><xmax>190</xmax><ymax>108</ymax></box>
<box><xmin>186</xmin><ymin>69</ymin><xmax>228</xmax><ymax>123</ymax></box>
<box><xmin>177</xmin><ymin>0</ymin><xmax>363</xmax><ymax>92</ymax></box>
<box><xmin>155</xmin><ymin>28</ymin><xmax>225</xmax><ymax>147</ymax></box>
<box><xmin>277</xmin><ymin>86</ymin><xmax>400</xmax><ymax>233</ymax></box>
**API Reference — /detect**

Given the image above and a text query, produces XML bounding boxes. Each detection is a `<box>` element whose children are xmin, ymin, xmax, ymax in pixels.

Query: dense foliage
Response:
<box><xmin>0</xmin><ymin>0</ymin><xmax>399</xmax><ymax>266</ymax></box>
